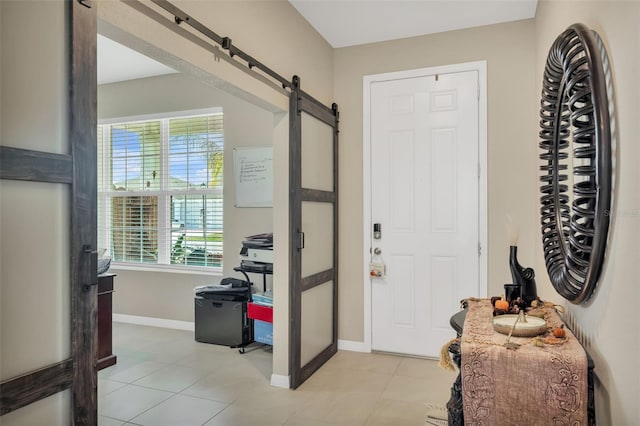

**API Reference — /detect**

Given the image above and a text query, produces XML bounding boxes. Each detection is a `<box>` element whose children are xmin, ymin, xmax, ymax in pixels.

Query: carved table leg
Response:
<box><xmin>587</xmin><ymin>357</ymin><xmax>595</xmax><ymax>425</ymax></box>
<box><xmin>446</xmin><ymin>340</ymin><xmax>464</xmax><ymax>426</ymax></box>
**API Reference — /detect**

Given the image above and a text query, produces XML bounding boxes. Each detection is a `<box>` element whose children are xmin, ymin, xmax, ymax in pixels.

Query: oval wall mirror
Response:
<box><xmin>539</xmin><ymin>23</ymin><xmax>612</xmax><ymax>304</ymax></box>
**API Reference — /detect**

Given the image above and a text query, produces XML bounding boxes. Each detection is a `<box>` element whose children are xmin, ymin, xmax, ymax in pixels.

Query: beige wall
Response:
<box><xmin>334</xmin><ymin>20</ymin><xmax>539</xmax><ymax>342</ymax></box>
<box><xmin>0</xmin><ymin>1</ymin><xmax>71</xmax><ymax>424</ymax></box>
<box><xmin>534</xmin><ymin>1</ymin><xmax>640</xmax><ymax>423</ymax></box>
<box><xmin>99</xmin><ymin>73</ymin><xmax>275</xmax><ymax>323</ymax></box>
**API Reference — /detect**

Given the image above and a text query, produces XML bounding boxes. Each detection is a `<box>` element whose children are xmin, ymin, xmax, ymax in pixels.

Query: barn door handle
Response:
<box><xmin>82</xmin><ymin>244</ymin><xmax>98</xmax><ymax>291</ymax></box>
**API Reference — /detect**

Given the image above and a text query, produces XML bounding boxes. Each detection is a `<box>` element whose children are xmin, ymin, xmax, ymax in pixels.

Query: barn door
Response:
<box><xmin>289</xmin><ymin>76</ymin><xmax>339</xmax><ymax>389</ymax></box>
<box><xmin>0</xmin><ymin>0</ymin><xmax>97</xmax><ymax>424</ymax></box>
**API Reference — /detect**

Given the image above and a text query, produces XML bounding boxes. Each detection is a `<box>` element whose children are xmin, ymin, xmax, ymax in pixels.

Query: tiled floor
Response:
<box><xmin>98</xmin><ymin>322</ymin><xmax>456</xmax><ymax>426</ymax></box>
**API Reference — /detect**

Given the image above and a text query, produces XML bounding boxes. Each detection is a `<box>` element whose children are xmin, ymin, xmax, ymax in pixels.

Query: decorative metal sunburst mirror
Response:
<box><xmin>539</xmin><ymin>23</ymin><xmax>612</xmax><ymax>304</ymax></box>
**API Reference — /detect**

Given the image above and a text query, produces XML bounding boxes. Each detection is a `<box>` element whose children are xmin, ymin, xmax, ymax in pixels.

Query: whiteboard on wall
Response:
<box><xmin>233</xmin><ymin>146</ymin><xmax>273</xmax><ymax>207</ymax></box>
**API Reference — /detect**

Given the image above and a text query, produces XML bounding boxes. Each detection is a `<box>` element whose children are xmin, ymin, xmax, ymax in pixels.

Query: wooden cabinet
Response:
<box><xmin>97</xmin><ymin>273</ymin><xmax>117</xmax><ymax>370</ymax></box>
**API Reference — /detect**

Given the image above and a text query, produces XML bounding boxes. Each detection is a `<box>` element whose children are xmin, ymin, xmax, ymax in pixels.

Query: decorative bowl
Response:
<box><xmin>97</xmin><ymin>257</ymin><xmax>111</xmax><ymax>275</ymax></box>
<box><xmin>493</xmin><ymin>314</ymin><xmax>547</xmax><ymax>337</ymax></box>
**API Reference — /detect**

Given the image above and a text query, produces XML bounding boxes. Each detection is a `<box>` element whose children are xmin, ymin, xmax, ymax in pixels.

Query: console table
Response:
<box><xmin>446</xmin><ymin>300</ymin><xmax>595</xmax><ymax>425</ymax></box>
<box><xmin>97</xmin><ymin>273</ymin><xmax>117</xmax><ymax>370</ymax></box>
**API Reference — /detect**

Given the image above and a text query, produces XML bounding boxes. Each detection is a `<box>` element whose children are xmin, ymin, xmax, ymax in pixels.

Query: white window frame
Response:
<box><xmin>98</xmin><ymin>108</ymin><xmax>224</xmax><ymax>275</ymax></box>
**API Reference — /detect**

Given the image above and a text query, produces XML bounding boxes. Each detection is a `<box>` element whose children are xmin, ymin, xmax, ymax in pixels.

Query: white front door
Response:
<box><xmin>369</xmin><ymin>69</ymin><xmax>481</xmax><ymax>357</ymax></box>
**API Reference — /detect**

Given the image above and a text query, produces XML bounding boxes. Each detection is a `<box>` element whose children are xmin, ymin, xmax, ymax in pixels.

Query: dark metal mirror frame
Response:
<box><xmin>539</xmin><ymin>23</ymin><xmax>612</xmax><ymax>304</ymax></box>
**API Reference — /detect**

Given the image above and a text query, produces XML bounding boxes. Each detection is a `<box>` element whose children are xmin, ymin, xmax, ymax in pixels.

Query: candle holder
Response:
<box><xmin>503</xmin><ymin>283</ymin><xmax>522</xmax><ymax>303</ymax></box>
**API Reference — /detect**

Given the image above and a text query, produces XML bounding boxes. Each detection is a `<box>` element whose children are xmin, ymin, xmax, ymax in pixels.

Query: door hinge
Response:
<box><xmin>477</xmin><ymin>85</ymin><xmax>480</xmax><ymax>101</ymax></box>
<box><xmin>478</xmin><ymin>243</ymin><xmax>482</xmax><ymax>256</ymax></box>
<box><xmin>478</xmin><ymin>163</ymin><xmax>481</xmax><ymax>179</ymax></box>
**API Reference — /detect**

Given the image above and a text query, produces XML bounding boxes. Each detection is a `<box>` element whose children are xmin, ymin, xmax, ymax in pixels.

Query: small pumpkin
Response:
<box><xmin>495</xmin><ymin>300</ymin><xmax>509</xmax><ymax>311</ymax></box>
<box><xmin>552</xmin><ymin>325</ymin><xmax>566</xmax><ymax>338</ymax></box>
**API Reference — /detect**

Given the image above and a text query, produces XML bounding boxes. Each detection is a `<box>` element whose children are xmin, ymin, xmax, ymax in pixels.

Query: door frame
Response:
<box><xmin>362</xmin><ymin>61</ymin><xmax>488</xmax><ymax>352</ymax></box>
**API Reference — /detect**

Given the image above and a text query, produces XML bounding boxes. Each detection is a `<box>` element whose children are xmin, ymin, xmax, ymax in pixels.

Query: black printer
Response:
<box><xmin>194</xmin><ymin>278</ymin><xmax>253</xmax><ymax>347</ymax></box>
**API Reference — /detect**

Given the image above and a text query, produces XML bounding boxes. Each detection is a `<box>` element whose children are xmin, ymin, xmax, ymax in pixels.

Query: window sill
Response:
<box><xmin>110</xmin><ymin>262</ymin><xmax>223</xmax><ymax>276</ymax></box>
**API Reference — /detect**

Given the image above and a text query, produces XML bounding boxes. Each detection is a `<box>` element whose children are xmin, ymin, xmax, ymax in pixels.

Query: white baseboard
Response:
<box><xmin>113</xmin><ymin>314</ymin><xmax>194</xmax><ymax>331</ymax></box>
<box><xmin>338</xmin><ymin>339</ymin><xmax>369</xmax><ymax>353</ymax></box>
<box><xmin>270</xmin><ymin>374</ymin><xmax>290</xmax><ymax>389</ymax></box>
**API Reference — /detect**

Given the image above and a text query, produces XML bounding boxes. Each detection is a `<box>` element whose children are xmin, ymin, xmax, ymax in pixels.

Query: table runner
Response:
<box><xmin>461</xmin><ymin>299</ymin><xmax>588</xmax><ymax>425</ymax></box>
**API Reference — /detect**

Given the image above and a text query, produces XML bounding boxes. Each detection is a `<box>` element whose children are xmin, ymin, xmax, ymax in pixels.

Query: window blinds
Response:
<box><xmin>98</xmin><ymin>111</ymin><xmax>224</xmax><ymax>269</ymax></box>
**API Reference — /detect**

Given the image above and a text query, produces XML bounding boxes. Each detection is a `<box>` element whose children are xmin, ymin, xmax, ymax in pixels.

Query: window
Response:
<box><xmin>98</xmin><ymin>110</ymin><xmax>224</xmax><ymax>270</ymax></box>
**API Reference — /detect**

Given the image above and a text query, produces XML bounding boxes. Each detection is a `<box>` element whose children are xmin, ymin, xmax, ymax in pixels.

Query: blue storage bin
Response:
<box><xmin>254</xmin><ymin>319</ymin><xmax>273</xmax><ymax>345</ymax></box>
<box><xmin>252</xmin><ymin>292</ymin><xmax>273</xmax><ymax>306</ymax></box>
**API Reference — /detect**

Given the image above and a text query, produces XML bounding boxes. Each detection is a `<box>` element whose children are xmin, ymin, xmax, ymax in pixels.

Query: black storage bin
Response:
<box><xmin>194</xmin><ymin>283</ymin><xmax>252</xmax><ymax>347</ymax></box>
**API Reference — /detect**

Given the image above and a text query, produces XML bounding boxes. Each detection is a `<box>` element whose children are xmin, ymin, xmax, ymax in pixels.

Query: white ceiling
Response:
<box><xmin>97</xmin><ymin>1</ymin><xmax>538</xmax><ymax>84</ymax></box>
<box><xmin>289</xmin><ymin>0</ymin><xmax>538</xmax><ymax>48</ymax></box>
<box><xmin>97</xmin><ymin>35</ymin><xmax>177</xmax><ymax>85</ymax></box>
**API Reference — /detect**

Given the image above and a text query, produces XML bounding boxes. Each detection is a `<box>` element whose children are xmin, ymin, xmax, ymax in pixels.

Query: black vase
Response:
<box><xmin>509</xmin><ymin>245</ymin><xmax>538</xmax><ymax>305</ymax></box>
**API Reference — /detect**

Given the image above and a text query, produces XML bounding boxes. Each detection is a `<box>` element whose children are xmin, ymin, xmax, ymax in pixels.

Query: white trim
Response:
<box><xmin>362</xmin><ymin>61</ymin><xmax>488</xmax><ymax>353</ymax></box>
<box><xmin>338</xmin><ymin>339</ymin><xmax>369</xmax><ymax>353</ymax></box>
<box><xmin>98</xmin><ymin>107</ymin><xmax>223</xmax><ymax>126</ymax></box>
<box><xmin>113</xmin><ymin>313</ymin><xmax>195</xmax><ymax>331</ymax></box>
<box><xmin>269</xmin><ymin>374</ymin><xmax>290</xmax><ymax>389</ymax></box>
<box><xmin>110</xmin><ymin>264</ymin><xmax>223</xmax><ymax>276</ymax></box>
<box><xmin>477</xmin><ymin>63</ymin><xmax>489</xmax><ymax>298</ymax></box>
<box><xmin>362</xmin><ymin>74</ymin><xmax>373</xmax><ymax>353</ymax></box>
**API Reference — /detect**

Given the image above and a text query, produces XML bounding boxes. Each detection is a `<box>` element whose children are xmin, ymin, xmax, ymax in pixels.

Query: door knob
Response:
<box><xmin>373</xmin><ymin>247</ymin><xmax>382</xmax><ymax>255</ymax></box>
